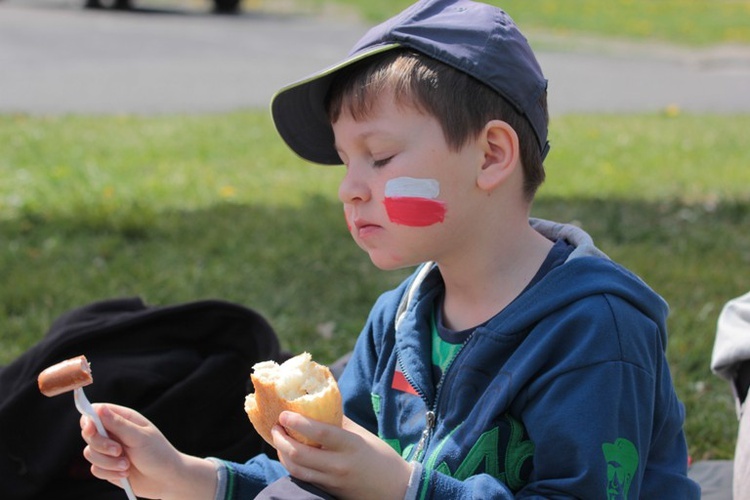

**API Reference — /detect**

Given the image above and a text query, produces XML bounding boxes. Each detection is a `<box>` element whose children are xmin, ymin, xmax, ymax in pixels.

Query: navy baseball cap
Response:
<box><xmin>271</xmin><ymin>0</ymin><xmax>549</xmax><ymax>165</ymax></box>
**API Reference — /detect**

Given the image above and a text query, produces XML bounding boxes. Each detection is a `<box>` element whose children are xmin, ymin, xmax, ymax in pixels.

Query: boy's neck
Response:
<box><xmin>437</xmin><ymin>221</ymin><xmax>553</xmax><ymax>331</ymax></box>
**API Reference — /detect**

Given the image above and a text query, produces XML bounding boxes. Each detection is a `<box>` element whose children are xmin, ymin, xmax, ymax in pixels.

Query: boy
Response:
<box><xmin>81</xmin><ymin>0</ymin><xmax>700</xmax><ymax>498</ymax></box>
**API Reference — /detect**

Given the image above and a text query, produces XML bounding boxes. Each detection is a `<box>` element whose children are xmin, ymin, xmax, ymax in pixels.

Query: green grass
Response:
<box><xmin>315</xmin><ymin>0</ymin><xmax>750</xmax><ymax>46</ymax></box>
<box><xmin>498</xmin><ymin>0</ymin><xmax>750</xmax><ymax>46</ymax></box>
<box><xmin>2</xmin><ymin>111</ymin><xmax>749</xmax><ymax>460</ymax></box>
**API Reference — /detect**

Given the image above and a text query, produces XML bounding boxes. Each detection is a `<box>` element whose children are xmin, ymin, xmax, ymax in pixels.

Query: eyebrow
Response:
<box><xmin>333</xmin><ymin>127</ymin><xmax>382</xmax><ymax>153</ymax></box>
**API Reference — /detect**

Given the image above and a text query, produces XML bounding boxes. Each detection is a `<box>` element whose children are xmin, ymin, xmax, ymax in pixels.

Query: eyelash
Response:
<box><xmin>373</xmin><ymin>156</ymin><xmax>394</xmax><ymax>168</ymax></box>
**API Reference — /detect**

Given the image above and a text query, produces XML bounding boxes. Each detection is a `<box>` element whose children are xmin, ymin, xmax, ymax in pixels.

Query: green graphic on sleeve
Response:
<box><xmin>371</xmin><ymin>393</ymin><xmax>381</xmax><ymax>415</ymax></box>
<box><xmin>602</xmin><ymin>438</ymin><xmax>639</xmax><ymax>499</ymax></box>
<box><xmin>430</xmin><ymin>415</ymin><xmax>533</xmax><ymax>492</ymax></box>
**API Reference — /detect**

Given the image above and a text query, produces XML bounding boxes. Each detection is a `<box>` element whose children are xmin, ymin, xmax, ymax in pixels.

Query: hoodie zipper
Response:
<box><xmin>397</xmin><ymin>355</ymin><xmax>435</xmax><ymax>463</ymax></box>
<box><xmin>411</xmin><ymin>410</ymin><xmax>436</xmax><ymax>462</ymax></box>
<box><xmin>401</xmin><ymin>332</ymin><xmax>473</xmax><ymax>463</ymax></box>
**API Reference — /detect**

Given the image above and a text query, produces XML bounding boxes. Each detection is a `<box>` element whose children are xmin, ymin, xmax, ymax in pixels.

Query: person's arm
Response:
<box><xmin>507</xmin><ymin>301</ymin><xmax>696</xmax><ymax>499</ymax></box>
<box><xmin>712</xmin><ymin>290</ymin><xmax>750</xmax><ymax>408</ymax></box>
<box><xmin>81</xmin><ymin>403</ymin><xmax>218</xmax><ymax>500</ymax></box>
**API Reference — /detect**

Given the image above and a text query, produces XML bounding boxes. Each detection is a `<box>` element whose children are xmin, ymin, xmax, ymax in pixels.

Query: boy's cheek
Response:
<box><xmin>343</xmin><ymin>206</ymin><xmax>352</xmax><ymax>231</ymax></box>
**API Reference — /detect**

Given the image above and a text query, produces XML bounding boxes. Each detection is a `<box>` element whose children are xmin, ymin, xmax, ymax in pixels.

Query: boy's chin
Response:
<box><xmin>367</xmin><ymin>253</ymin><xmax>418</xmax><ymax>272</ymax></box>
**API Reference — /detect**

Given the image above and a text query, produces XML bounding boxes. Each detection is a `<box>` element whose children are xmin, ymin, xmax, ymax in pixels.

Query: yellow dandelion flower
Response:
<box><xmin>219</xmin><ymin>185</ymin><xmax>236</xmax><ymax>198</ymax></box>
<box><xmin>664</xmin><ymin>104</ymin><xmax>681</xmax><ymax>117</ymax></box>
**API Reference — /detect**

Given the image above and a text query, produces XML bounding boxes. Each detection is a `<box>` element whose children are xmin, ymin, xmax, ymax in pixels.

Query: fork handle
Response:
<box><xmin>74</xmin><ymin>389</ymin><xmax>138</xmax><ymax>500</ymax></box>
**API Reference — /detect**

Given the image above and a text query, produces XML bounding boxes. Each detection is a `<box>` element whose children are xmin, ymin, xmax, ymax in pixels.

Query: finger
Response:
<box><xmin>81</xmin><ymin>415</ymin><xmax>124</xmax><ymax>457</ymax></box>
<box><xmin>89</xmin><ymin>461</ymin><xmax>130</xmax><ymax>483</ymax></box>
<box><xmin>279</xmin><ymin>411</ymin><xmax>346</xmax><ymax>450</ymax></box>
<box><xmin>271</xmin><ymin>427</ymin><xmax>327</xmax><ymax>485</ymax></box>
<box><xmin>272</xmin><ymin>424</ymin><xmax>317</xmax><ymax>465</ymax></box>
<box><xmin>83</xmin><ymin>445</ymin><xmax>130</xmax><ymax>478</ymax></box>
<box><xmin>272</xmin><ymin>422</ymin><xmax>341</xmax><ymax>479</ymax></box>
<box><xmin>271</xmin><ymin>424</ymin><xmax>304</xmax><ymax>456</ymax></box>
<box><xmin>80</xmin><ymin>414</ymin><xmax>96</xmax><ymax>439</ymax></box>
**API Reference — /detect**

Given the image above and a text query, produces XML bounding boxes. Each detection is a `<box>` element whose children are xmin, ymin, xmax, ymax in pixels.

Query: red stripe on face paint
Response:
<box><xmin>391</xmin><ymin>369</ymin><xmax>419</xmax><ymax>396</ymax></box>
<box><xmin>384</xmin><ymin>196</ymin><xmax>446</xmax><ymax>227</ymax></box>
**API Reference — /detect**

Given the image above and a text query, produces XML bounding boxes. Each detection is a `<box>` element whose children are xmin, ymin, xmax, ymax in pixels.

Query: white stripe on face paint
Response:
<box><xmin>384</xmin><ymin>177</ymin><xmax>440</xmax><ymax>199</ymax></box>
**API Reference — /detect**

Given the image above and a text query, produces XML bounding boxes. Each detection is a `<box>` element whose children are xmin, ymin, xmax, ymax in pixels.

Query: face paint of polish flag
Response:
<box><xmin>384</xmin><ymin>177</ymin><xmax>447</xmax><ymax>227</ymax></box>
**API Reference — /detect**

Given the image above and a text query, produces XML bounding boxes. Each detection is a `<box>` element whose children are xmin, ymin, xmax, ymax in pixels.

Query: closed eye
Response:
<box><xmin>373</xmin><ymin>156</ymin><xmax>394</xmax><ymax>168</ymax></box>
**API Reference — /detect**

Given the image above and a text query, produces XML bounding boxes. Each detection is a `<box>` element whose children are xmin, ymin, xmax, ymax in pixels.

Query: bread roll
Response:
<box><xmin>245</xmin><ymin>352</ymin><xmax>342</xmax><ymax>448</ymax></box>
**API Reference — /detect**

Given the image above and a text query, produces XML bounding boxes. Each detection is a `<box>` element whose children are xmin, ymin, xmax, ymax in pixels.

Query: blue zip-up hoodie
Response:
<box><xmin>219</xmin><ymin>219</ymin><xmax>700</xmax><ymax>499</ymax></box>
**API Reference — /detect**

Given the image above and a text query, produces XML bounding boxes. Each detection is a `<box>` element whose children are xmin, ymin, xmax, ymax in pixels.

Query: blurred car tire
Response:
<box><xmin>85</xmin><ymin>0</ymin><xmax>132</xmax><ymax>9</ymax></box>
<box><xmin>213</xmin><ymin>0</ymin><xmax>241</xmax><ymax>13</ymax></box>
<box><xmin>83</xmin><ymin>0</ymin><xmax>242</xmax><ymax>13</ymax></box>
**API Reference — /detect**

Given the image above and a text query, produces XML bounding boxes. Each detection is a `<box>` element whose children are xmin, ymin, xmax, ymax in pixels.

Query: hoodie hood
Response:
<box><xmin>396</xmin><ymin>219</ymin><xmax>669</xmax><ymax>350</ymax></box>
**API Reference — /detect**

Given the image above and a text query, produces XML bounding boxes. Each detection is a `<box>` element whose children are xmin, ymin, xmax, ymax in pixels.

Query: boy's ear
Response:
<box><xmin>476</xmin><ymin>120</ymin><xmax>520</xmax><ymax>192</ymax></box>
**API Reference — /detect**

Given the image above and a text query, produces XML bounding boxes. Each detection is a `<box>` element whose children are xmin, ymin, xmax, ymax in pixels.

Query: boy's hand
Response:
<box><xmin>80</xmin><ymin>403</ymin><xmax>217</xmax><ymax>500</ymax></box>
<box><xmin>272</xmin><ymin>411</ymin><xmax>413</xmax><ymax>500</ymax></box>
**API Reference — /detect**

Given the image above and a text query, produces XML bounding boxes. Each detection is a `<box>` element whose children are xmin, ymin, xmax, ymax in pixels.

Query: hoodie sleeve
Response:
<box><xmin>512</xmin><ymin>293</ymin><xmax>699</xmax><ymax>498</ymax></box>
<box><xmin>518</xmin><ymin>360</ymin><xmax>690</xmax><ymax>497</ymax></box>
<box><xmin>212</xmin><ymin>453</ymin><xmax>289</xmax><ymax>500</ymax></box>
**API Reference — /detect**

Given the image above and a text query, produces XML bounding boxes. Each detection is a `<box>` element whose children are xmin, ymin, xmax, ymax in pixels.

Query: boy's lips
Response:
<box><xmin>353</xmin><ymin>219</ymin><xmax>382</xmax><ymax>238</ymax></box>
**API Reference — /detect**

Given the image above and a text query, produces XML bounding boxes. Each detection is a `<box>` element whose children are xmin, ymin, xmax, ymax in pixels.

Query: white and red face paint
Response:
<box><xmin>383</xmin><ymin>177</ymin><xmax>447</xmax><ymax>227</ymax></box>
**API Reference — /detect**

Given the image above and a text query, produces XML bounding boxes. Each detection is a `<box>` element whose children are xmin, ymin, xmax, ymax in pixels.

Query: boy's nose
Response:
<box><xmin>338</xmin><ymin>166</ymin><xmax>371</xmax><ymax>204</ymax></box>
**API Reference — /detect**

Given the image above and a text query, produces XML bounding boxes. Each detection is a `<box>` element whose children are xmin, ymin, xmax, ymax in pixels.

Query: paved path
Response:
<box><xmin>2</xmin><ymin>1</ymin><xmax>750</xmax><ymax>116</ymax></box>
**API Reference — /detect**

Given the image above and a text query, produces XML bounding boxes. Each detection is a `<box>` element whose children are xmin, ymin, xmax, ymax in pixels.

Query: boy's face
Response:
<box><xmin>333</xmin><ymin>91</ymin><xmax>486</xmax><ymax>271</ymax></box>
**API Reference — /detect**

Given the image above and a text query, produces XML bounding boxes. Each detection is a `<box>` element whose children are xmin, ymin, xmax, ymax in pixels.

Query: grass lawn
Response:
<box><xmin>2</xmin><ymin>111</ymin><xmax>749</xmax><ymax>461</ymax></box>
<box><xmin>317</xmin><ymin>0</ymin><xmax>750</xmax><ymax>46</ymax></box>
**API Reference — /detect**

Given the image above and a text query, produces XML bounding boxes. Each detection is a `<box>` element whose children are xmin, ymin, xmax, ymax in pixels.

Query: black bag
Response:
<box><xmin>0</xmin><ymin>297</ymin><xmax>281</xmax><ymax>500</ymax></box>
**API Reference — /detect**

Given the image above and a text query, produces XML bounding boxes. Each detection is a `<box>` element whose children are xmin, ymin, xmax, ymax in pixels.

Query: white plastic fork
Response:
<box><xmin>74</xmin><ymin>387</ymin><xmax>138</xmax><ymax>500</ymax></box>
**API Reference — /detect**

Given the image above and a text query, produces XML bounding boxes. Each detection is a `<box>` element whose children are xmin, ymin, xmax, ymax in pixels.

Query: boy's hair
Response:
<box><xmin>326</xmin><ymin>49</ymin><xmax>547</xmax><ymax>200</ymax></box>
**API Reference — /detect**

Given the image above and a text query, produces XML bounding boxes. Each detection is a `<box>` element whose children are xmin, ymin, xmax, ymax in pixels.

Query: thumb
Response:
<box><xmin>96</xmin><ymin>403</ymin><xmax>153</xmax><ymax>448</ymax></box>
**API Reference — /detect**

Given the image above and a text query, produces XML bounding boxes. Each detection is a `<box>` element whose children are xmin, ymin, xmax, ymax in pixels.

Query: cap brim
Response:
<box><xmin>270</xmin><ymin>43</ymin><xmax>401</xmax><ymax>165</ymax></box>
